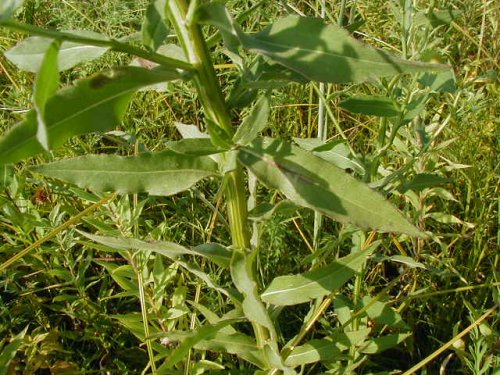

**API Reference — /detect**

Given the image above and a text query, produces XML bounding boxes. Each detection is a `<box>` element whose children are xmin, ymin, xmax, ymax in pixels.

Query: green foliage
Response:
<box><xmin>0</xmin><ymin>0</ymin><xmax>497</xmax><ymax>374</ymax></box>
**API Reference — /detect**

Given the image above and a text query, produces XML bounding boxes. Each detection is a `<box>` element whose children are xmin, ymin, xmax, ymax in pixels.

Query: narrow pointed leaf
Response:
<box><xmin>79</xmin><ymin>231</ymin><xmax>190</xmax><ymax>258</ymax></box>
<box><xmin>233</xmin><ymin>95</ymin><xmax>270</xmax><ymax>146</ymax></box>
<box><xmin>34</xmin><ymin>39</ymin><xmax>60</xmax><ymax>150</ymax></box>
<box><xmin>194</xmin><ymin>332</ymin><xmax>265</xmax><ymax>369</ymax></box>
<box><xmin>0</xmin><ymin>66</ymin><xmax>184</xmax><ymax>165</ymax></box>
<box><xmin>358</xmin><ymin>333</ymin><xmax>411</xmax><ymax>354</ymax></box>
<box><xmin>31</xmin><ymin>150</ymin><xmax>218</xmax><ymax>195</ymax></box>
<box><xmin>193</xmin><ymin>243</ymin><xmax>232</xmax><ymax>268</ymax></box>
<box><xmin>340</xmin><ymin>96</ymin><xmax>400</xmax><ymax>117</ymax></box>
<box><xmin>285</xmin><ymin>339</ymin><xmax>344</xmax><ymax>366</ymax></box>
<box><xmin>238</xmin><ymin>138</ymin><xmax>423</xmax><ymax>236</ymax></box>
<box><xmin>5</xmin><ymin>31</ymin><xmax>109</xmax><ymax>73</ymax></box>
<box><xmin>165</xmin><ymin>138</ymin><xmax>224</xmax><ymax>156</ymax></box>
<box><xmin>83</xmin><ymin>232</ymin><xmax>239</xmax><ymax>301</ymax></box>
<box><xmin>196</xmin><ymin>3</ymin><xmax>243</xmax><ymax>66</ymax></box>
<box><xmin>0</xmin><ymin>326</ymin><xmax>28</xmax><ymax>372</ymax></box>
<box><xmin>240</xmin><ymin>15</ymin><xmax>449</xmax><ymax>83</ymax></box>
<box><xmin>231</xmin><ymin>251</ymin><xmax>275</xmax><ymax>333</ymax></box>
<box><xmin>293</xmin><ymin>138</ymin><xmax>365</xmax><ymax>174</ymax></box>
<box><xmin>0</xmin><ymin>0</ymin><xmax>23</xmax><ymax>21</ymax></box>
<box><xmin>261</xmin><ymin>246</ymin><xmax>373</xmax><ymax>306</ymax></box>
<box><xmin>141</xmin><ymin>0</ymin><xmax>168</xmax><ymax>51</ymax></box>
<box><xmin>162</xmin><ymin>320</ymin><xmax>240</xmax><ymax>369</ymax></box>
<box><xmin>360</xmin><ymin>296</ymin><xmax>408</xmax><ymax>329</ymax></box>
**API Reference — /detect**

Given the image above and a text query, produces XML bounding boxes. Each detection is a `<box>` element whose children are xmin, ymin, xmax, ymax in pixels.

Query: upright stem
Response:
<box><xmin>165</xmin><ymin>0</ymin><xmax>269</xmax><ymax>353</ymax></box>
<box><xmin>165</xmin><ymin>0</ymin><xmax>250</xmax><ymax>251</ymax></box>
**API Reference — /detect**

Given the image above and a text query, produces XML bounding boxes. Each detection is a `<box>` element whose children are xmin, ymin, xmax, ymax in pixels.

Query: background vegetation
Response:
<box><xmin>0</xmin><ymin>0</ymin><xmax>498</xmax><ymax>374</ymax></box>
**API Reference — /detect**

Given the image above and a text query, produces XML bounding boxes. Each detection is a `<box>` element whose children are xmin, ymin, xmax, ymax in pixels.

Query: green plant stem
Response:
<box><xmin>165</xmin><ymin>0</ymin><xmax>267</xmax><ymax>350</ymax></box>
<box><xmin>0</xmin><ymin>20</ymin><xmax>194</xmax><ymax>71</ymax></box>
<box><xmin>137</xmin><ymin>265</ymin><xmax>157</xmax><ymax>374</ymax></box>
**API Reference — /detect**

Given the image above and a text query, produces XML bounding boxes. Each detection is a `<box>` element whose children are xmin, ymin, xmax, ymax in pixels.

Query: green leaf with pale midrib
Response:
<box><xmin>0</xmin><ymin>66</ymin><xmax>184</xmax><ymax>165</ymax></box>
<box><xmin>238</xmin><ymin>138</ymin><xmax>423</xmax><ymax>236</ymax></box>
<box><xmin>5</xmin><ymin>31</ymin><xmax>109</xmax><ymax>73</ymax></box>
<box><xmin>240</xmin><ymin>15</ymin><xmax>449</xmax><ymax>83</ymax></box>
<box><xmin>31</xmin><ymin>150</ymin><xmax>218</xmax><ymax>196</ymax></box>
<box><xmin>340</xmin><ymin>96</ymin><xmax>400</xmax><ymax>117</ymax></box>
<box><xmin>261</xmin><ymin>245</ymin><xmax>375</xmax><ymax>306</ymax></box>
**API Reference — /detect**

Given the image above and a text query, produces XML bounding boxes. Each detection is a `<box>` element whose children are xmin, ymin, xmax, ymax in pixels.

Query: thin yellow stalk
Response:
<box><xmin>0</xmin><ymin>193</ymin><xmax>115</xmax><ymax>273</ymax></box>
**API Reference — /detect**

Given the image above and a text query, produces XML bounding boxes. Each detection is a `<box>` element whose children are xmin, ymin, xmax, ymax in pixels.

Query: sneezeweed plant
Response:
<box><xmin>0</xmin><ymin>0</ymin><xmax>452</xmax><ymax>373</ymax></box>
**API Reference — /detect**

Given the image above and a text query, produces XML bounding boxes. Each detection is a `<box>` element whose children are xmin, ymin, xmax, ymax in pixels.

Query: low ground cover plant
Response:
<box><xmin>0</xmin><ymin>0</ymin><xmax>498</xmax><ymax>374</ymax></box>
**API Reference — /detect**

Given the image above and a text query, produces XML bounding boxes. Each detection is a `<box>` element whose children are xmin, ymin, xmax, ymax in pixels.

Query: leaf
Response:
<box><xmin>228</xmin><ymin>56</ymin><xmax>308</xmax><ymax>109</ymax></box>
<box><xmin>261</xmin><ymin>246</ymin><xmax>373</xmax><ymax>306</ymax></box>
<box><xmin>5</xmin><ymin>31</ymin><xmax>109</xmax><ymax>73</ymax></box>
<box><xmin>112</xmin><ymin>313</ymin><xmax>160</xmax><ymax>341</ymax></box>
<box><xmin>165</xmin><ymin>138</ymin><xmax>224</xmax><ymax>156</ymax></box>
<box><xmin>415</xmin><ymin>9</ymin><xmax>462</xmax><ymax>27</ymax></box>
<box><xmin>340</xmin><ymin>96</ymin><xmax>400</xmax><ymax>117</ymax></box>
<box><xmin>194</xmin><ymin>332</ymin><xmax>265</xmax><ymax>369</ymax></box>
<box><xmin>205</xmin><ymin>118</ymin><xmax>232</xmax><ymax>149</ymax></box>
<box><xmin>284</xmin><ymin>329</ymin><xmax>369</xmax><ymax>366</ymax></box>
<box><xmin>31</xmin><ymin>150</ymin><xmax>218</xmax><ymax>195</ymax></box>
<box><xmin>233</xmin><ymin>94</ymin><xmax>270</xmax><ymax>146</ymax></box>
<box><xmin>360</xmin><ymin>296</ymin><xmax>408</xmax><ymax>329</ymax></box>
<box><xmin>193</xmin><ymin>243</ymin><xmax>232</xmax><ymax>268</ymax></box>
<box><xmin>419</xmin><ymin>70</ymin><xmax>456</xmax><ymax>93</ymax></box>
<box><xmin>0</xmin><ymin>326</ymin><xmax>28</xmax><ymax>375</ymax></box>
<box><xmin>293</xmin><ymin>138</ymin><xmax>365</xmax><ymax>174</ymax></box>
<box><xmin>0</xmin><ymin>66</ymin><xmax>184</xmax><ymax>165</ymax></box>
<box><xmin>34</xmin><ymin>39</ymin><xmax>60</xmax><ymax>150</ymax></box>
<box><xmin>231</xmin><ymin>250</ymin><xmax>276</xmax><ymax>334</ymax></box>
<box><xmin>161</xmin><ymin>320</ymin><xmax>241</xmax><ymax>369</ymax></box>
<box><xmin>142</xmin><ymin>0</ymin><xmax>169</xmax><ymax>51</ymax></box>
<box><xmin>248</xmin><ymin>200</ymin><xmax>298</xmax><ymax>221</ymax></box>
<box><xmin>0</xmin><ymin>0</ymin><xmax>23</xmax><ymax>21</ymax></box>
<box><xmin>399</xmin><ymin>173</ymin><xmax>449</xmax><ymax>193</ymax></box>
<box><xmin>426</xmin><ymin>212</ymin><xmax>475</xmax><ymax>228</ymax></box>
<box><xmin>196</xmin><ymin>3</ymin><xmax>244</xmax><ymax>67</ymax></box>
<box><xmin>358</xmin><ymin>333</ymin><xmax>411</xmax><ymax>354</ymax></box>
<box><xmin>79</xmin><ymin>231</ymin><xmax>190</xmax><ymax>259</ymax></box>
<box><xmin>284</xmin><ymin>339</ymin><xmax>344</xmax><ymax>366</ymax></box>
<box><xmin>175</xmin><ymin>122</ymin><xmax>209</xmax><ymax>139</ymax></box>
<box><xmin>95</xmin><ymin>261</ymin><xmax>138</xmax><ymax>293</ymax></box>
<box><xmin>240</xmin><ymin>15</ymin><xmax>449</xmax><ymax>84</ymax></box>
<box><xmin>238</xmin><ymin>138</ymin><xmax>423</xmax><ymax>236</ymax></box>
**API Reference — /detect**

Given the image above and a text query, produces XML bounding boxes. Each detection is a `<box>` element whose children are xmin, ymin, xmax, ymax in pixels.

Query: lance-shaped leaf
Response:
<box><xmin>240</xmin><ymin>15</ymin><xmax>449</xmax><ymax>83</ymax></box>
<box><xmin>238</xmin><ymin>138</ymin><xmax>423</xmax><ymax>236</ymax></box>
<box><xmin>0</xmin><ymin>0</ymin><xmax>23</xmax><ymax>21</ymax></box>
<box><xmin>285</xmin><ymin>328</ymin><xmax>371</xmax><ymax>366</ymax></box>
<box><xmin>160</xmin><ymin>320</ymin><xmax>242</xmax><ymax>369</ymax></box>
<box><xmin>358</xmin><ymin>333</ymin><xmax>411</xmax><ymax>354</ymax></box>
<box><xmin>261</xmin><ymin>245</ymin><xmax>374</xmax><ymax>306</ymax></box>
<box><xmin>30</xmin><ymin>150</ymin><xmax>218</xmax><ymax>196</ymax></box>
<box><xmin>80</xmin><ymin>231</ymin><xmax>232</xmax><ymax>268</ymax></box>
<box><xmin>340</xmin><ymin>96</ymin><xmax>401</xmax><ymax>117</ymax></box>
<box><xmin>141</xmin><ymin>0</ymin><xmax>168</xmax><ymax>51</ymax></box>
<box><xmin>0</xmin><ymin>66</ymin><xmax>184</xmax><ymax>165</ymax></box>
<box><xmin>33</xmin><ymin>39</ymin><xmax>60</xmax><ymax>150</ymax></box>
<box><xmin>194</xmin><ymin>332</ymin><xmax>265</xmax><ymax>369</ymax></box>
<box><xmin>231</xmin><ymin>250</ymin><xmax>276</xmax><ymax>336</ymax></box>
<box><xmin>82</xmin><ymin>231</ymin><xmax>239</xmax><ymax>301</ymax></box>
<box><xmin>5</xmin><ymin>31</ymin><xmax>109</xmax><ymax>73</ymax></box>
<box><xmin>196</xmin><ymin>3</ymin><xmax>244</xmax><ymax>67</ymax></box>
<box><xmin>233</xmin><ymin>94</ymin><xmax>270</xmax><ymax>146</ymax></box>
